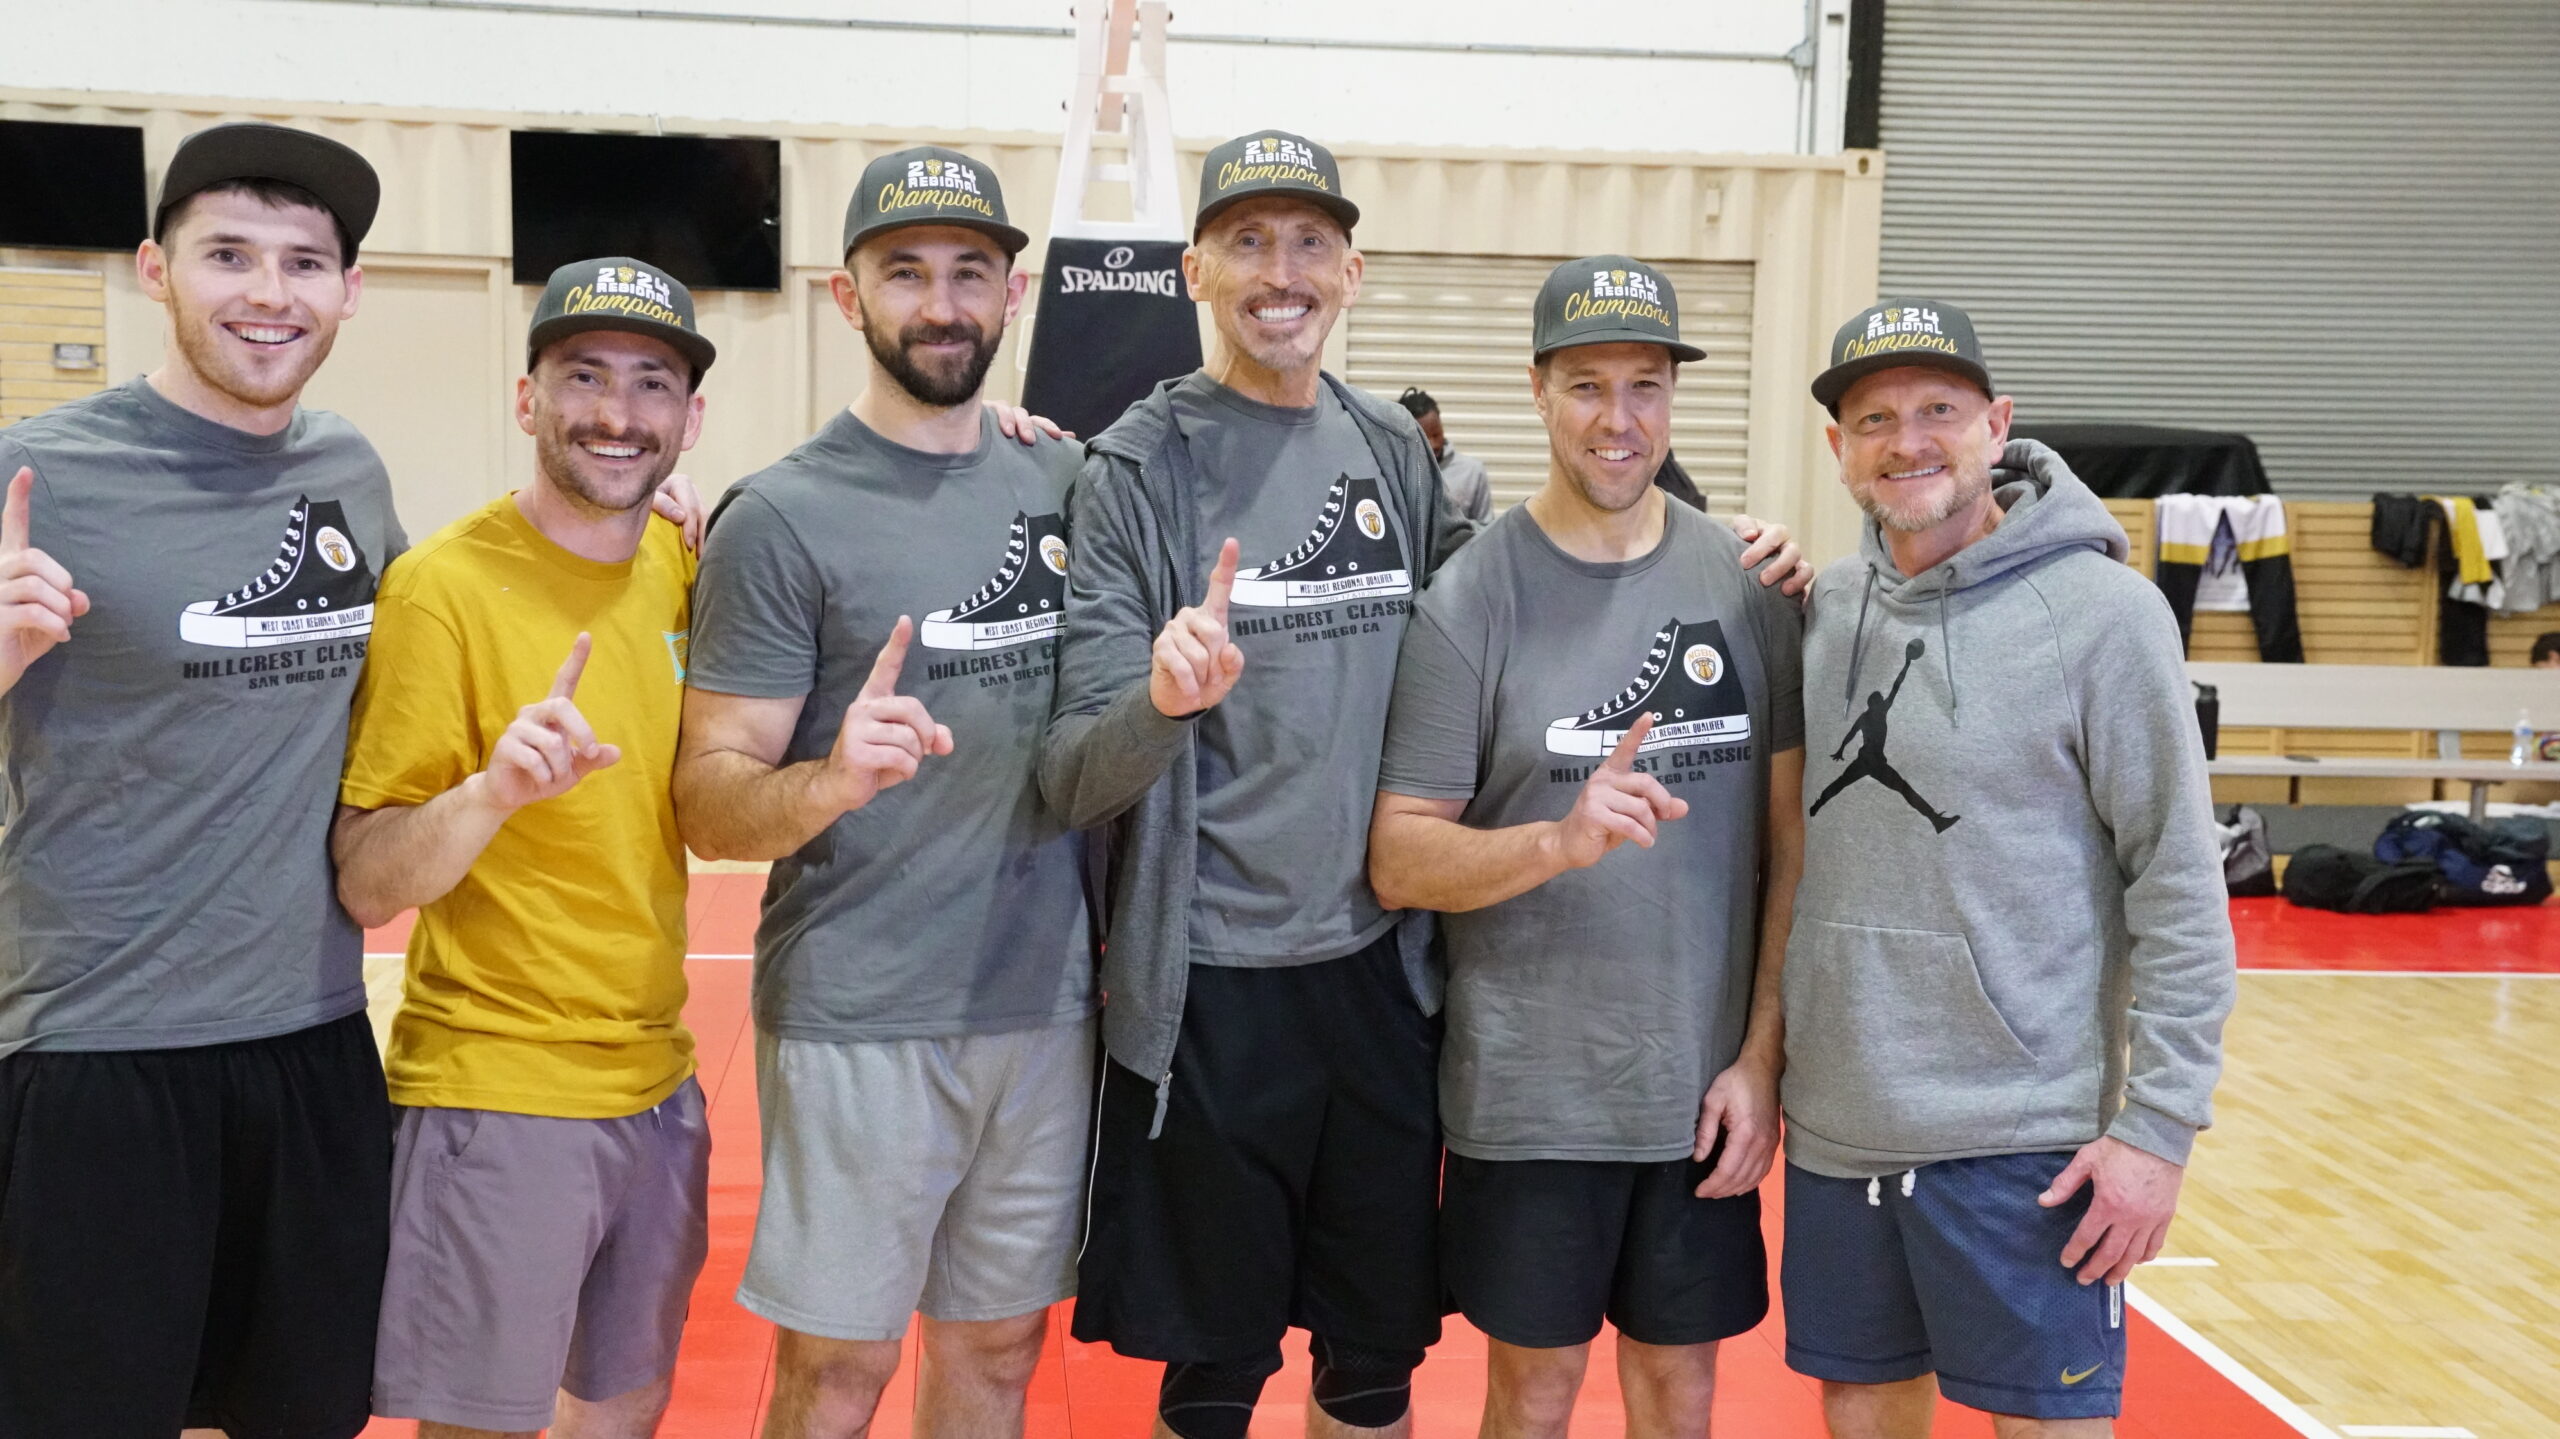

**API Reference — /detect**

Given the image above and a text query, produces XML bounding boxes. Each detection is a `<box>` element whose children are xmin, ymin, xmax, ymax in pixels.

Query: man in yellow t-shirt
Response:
<box><xmin>333</xmin><ymin>255</ymin><xmax>712</xmax><ymax>1439</ymax></box>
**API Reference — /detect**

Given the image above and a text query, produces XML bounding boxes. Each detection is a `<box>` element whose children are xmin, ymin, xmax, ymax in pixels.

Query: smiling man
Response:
<box><xmin>1780</xmin><ymin>300</ymin><xmax>2236</xmax><ymax>1439</ymax></box>
<box><xmin>673</xmin><ymin>147</ymin><xmax>1094</xmax><ymax>1439</ymax></box>
<box><xmin>0</xmin><ymin>123</ymin><xmax>407</xmax><ymax>1439</ymax></box>
<box><xmin>333</xmin><ymin>256</ymin><xmax>712</xmax><ymax>1439</ymax></box>
<box><xmin>1043</xmin><ymin>139</ymin><xmax>1810</xmax><ymax>1439</ymax></box>
<box><xmin>1367</xmin><ymin>256</ymin><xmax>1805</xmax><ymax>1439</ymax></box>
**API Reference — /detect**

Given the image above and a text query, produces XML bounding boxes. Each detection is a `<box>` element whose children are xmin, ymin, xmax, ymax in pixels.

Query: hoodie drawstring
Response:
<box><xmin>1864</xmin><ymin>1170</ymin><xmax>1921</xmax><ymax>1207</ymax></box>
<box><xmin>1937</xmin><ymin>583</ymin><xmax>1956</xmax><ymax>717</ymax></box>
<box><xmin>1844</xmin><ymin>567</ymin><xmax>1878</xmax><ymax>719</ymax></box>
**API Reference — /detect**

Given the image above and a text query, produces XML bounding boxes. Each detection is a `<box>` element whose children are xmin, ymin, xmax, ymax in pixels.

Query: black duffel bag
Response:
<box><xmin>2375</xmin><ymin>811</ymin><xmax>2554</xmax><ymax>906</ymax></box>
<box><xmin>2281</xmin><ymin>844</ymin><xmax>2439</xmax><ymax>914</ymax></box>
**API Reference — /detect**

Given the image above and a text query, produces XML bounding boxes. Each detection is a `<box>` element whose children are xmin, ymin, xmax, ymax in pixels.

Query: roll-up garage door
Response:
<box><xmin>1346</xmin><ymin>254</ymin><xmax>1755</xmax><ymax>514</ymax></box>
<box><xmin>1876</xmin><ymin>0</ymin><xmax>2560</xmax><ymax>501</ymax></box>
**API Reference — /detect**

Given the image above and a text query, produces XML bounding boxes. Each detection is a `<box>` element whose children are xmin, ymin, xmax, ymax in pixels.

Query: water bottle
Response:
<box><xmin>2515</xmin><ymin>708</ymin><xmax>2536</xmax><ymax>767</ymax></box>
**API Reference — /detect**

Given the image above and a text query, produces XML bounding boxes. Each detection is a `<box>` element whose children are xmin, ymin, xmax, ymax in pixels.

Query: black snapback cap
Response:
<box><xmin>843</xmin><ymin>145</ymin><xmax>1030</xmax><ymax>259</ymax></box>
<box><xmin>1532</xmin><ymin>255</ymin><xmax>1706</xmax><ymax>363</ymax></box>
<box><xmin>1194</xmin><ymin>130</ymin><xmax>1358</xmax><ymax>238</ymax></box>
<box><xmin>526</xmin><ymin>256</ymin><xmax>716</xmax><ymax>381</ymax></box>
<box><xmin>1810</xmin><ymin>299</ymin><xmax>1993</xmax><ymax>411</ymax></box>
<box><xmin>155</xmin><ymin>122</ymin><xmax>381</xmax><ymax>253</ymax></box>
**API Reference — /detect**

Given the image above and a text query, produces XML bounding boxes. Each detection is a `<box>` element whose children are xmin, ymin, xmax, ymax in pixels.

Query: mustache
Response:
<box><xmin>900</xmin><ymin>318</ymin><xmax>987</xmax><ymax>350</ymax></box>
<box><xmin>565</xmin><ymin>427</ymin><xmax>662</xmax><ymax>453</ymax></box>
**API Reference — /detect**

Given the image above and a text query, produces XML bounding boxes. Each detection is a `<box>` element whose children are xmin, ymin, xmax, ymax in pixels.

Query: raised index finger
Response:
<box><xmin>548</xmin><ymin>632</ymin><xmax>592</xmax><ymax>701</ymax></box>
<box><xmin>860</xmin><ymin>615</ymin><xmax>914</xmax><ymax>702</ymax></box>
<box><xmin>1603</xmin><ymin>712</ymin><xmax>1656</xmax><ymax>772</ymax></box>
<box><xmin>2</xmin><ymin>468</ymin><xmax>31</xmax><ymax>554</ymax></box>
<box><xmin>1202</xmin><ymin>538</ymin><xmax>1240</xmax><ymax>622</ymax></box>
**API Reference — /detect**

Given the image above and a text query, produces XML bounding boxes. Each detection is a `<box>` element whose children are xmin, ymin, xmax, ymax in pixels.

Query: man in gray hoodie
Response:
<box><xmin>1042</xmin><ymin>133</ymin><xmax>1811</xmax><ymax>1439</ymax></box>
<box><xmin>1779</xmin><ymin>300</ymin><xmax>2236</xmax><ymax>1438</ymax></box>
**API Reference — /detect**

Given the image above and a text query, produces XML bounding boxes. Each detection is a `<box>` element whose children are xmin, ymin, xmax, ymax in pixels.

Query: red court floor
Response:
<box><xmin>361</xmin><ymin>880</ymin><xmax>2560</xmax><ymax>1436</ymax></box>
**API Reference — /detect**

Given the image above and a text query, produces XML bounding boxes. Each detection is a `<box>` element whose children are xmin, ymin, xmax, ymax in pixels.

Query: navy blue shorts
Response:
<box><xmin>1781</xmin><ymin>1153</ymin><xmax>2125</xmax><ymax>1421</ymax></box>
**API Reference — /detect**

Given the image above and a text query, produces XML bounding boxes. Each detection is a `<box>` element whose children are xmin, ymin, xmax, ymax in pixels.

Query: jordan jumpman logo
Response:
<box><xmin>1808</xmin><ymin>636</ymin><xmax>1960</xmax><ymax>833</ymax></box>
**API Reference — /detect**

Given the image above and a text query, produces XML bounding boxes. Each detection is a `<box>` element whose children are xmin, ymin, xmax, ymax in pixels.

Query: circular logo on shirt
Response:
<box><xmin>1354</xmin><ymin>498</ymin><xmax>1387</xmax><ymax>541</ymax></box>
<box><xmin>1039</xmin><ymin>534</ymin><xmax>1069</xmax><ymax>575</ymax></box>
<box><xmin>1684</xmin><ymin>643</ymin><xmax>1723</xmax><ymax>685</ymax></box>
<box><xmin>314</xmin><ymin>526</ymin><xmax>356</xmax><ymax>572</ymax></box>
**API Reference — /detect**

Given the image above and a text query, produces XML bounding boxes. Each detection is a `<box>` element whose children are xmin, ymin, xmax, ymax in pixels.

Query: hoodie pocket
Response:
<box><xmin>1782</xmin><ymin>918</ymin><xmax>2038</xmax><ymax>1156</ymax></box>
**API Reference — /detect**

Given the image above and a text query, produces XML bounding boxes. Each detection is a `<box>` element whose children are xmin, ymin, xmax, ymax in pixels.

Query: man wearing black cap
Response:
<box><xmin>1042</xmin><ymin>132</ymin><xmax>1811</xmax><ymax>1439</ymax></box>
<box><xmin>330</xmin><ymin>255</ymin><xmax>714</xmax><ymax>1439</ymax></box>
<box><xmin>674</xmin><ymin>146</ymin><xmax>1094</xmax><ymax>1439</ymax></box>
<box><xmin>0</xmin><ymin>122</ymin><xmax>407</xmax><ymax>1439</ymax></box>
<box><xmin>1781</xmin><ymin>301</ymin><xmax>2233</xmax><ymax>1438</ymax></box>
<box><xmin>1369</xmin><ymin>255</ymin><xmax>1803</xmax><ymax>1439</ymax></box>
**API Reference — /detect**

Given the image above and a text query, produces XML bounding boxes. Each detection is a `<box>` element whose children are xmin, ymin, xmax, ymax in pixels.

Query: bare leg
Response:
<box><xmin>1822</xmin><ymin>1376</ymin><xmax>1938</xmax><ymax>1439</ymax></box>
<box><xmin>1478</xmin><ymin>1337</ymin><xmax>1591</xmax><ymax>1439</ymax></box>
<box><xmin>1308</xmin><ymin>1399</ymin><xmax>1413</xmax><ymax>1439</ymax></box>
<box><xmin>555</xmin><ymin>1373</ymin><xmax>677</xmax><ymax>1438</ymax></box>
<box><xmin>761</xmin><ymin>1328</ymin><xmax>904</xmax><ymax>1439</ymax></box>
<box><xmin>1616</xmin><ymin>1336</ymin><xmax>1718</xmax><ymax>1439</ymax></box>
<box><xmin>913</xmin><ymin>1311</ymin><xmax>1050</xmax><ymax>1439</ymax></box>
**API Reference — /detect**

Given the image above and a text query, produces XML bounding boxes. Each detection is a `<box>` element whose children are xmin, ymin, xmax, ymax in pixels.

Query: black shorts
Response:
<box><xmin>0</xmin><ymin>1012</ymin><xmax>393</xmax><ymax>1439</ymax></box>
<box><xmin>1072</xmin><ymin>934</ymin><xmax>1445</xmax><ymax>1363</ymax></box>
<box><xmin>1441</xmin><ymin>1151</ymin><xmax>1768</xmax><ymax>1349</ymax></box>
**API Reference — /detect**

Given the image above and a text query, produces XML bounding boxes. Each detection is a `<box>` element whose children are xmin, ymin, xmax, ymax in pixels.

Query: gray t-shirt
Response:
<box><xmin>689</xmin><ymin>408</ymin><xmax>1094</xmax><ymax>1042</ymax></box>
<box><xmin>0</xmin><ymin>377</ymin><xmax>406</xmax><ymax>1057</ymax></box>
<box><xmin>1171</xmin><ymin>374</ymin><xmax>1414</xmax><ymax>966</ymax></box>
<box><xmin>1378</xmin><ymin>501</ymin><xmax>1805</xmax><ymax>1161</ymax></box>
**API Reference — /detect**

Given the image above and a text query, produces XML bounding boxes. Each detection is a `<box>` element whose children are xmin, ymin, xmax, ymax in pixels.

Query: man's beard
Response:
<box><xmin>867</xmin><ymin>316</ymin><xmax>1000</xmax><ymax>408</ymax></box>
<box><xmin>167</xmin><ymin>288</ymin><xmax>335</xmax><ymax>411</ymax></box>
<box><xmin>1561</xmin><ymin>450</ymin><xmax>1658</xmax><ymax>515</ymax></box>
<box><xmin>1852</xmin><ymin>452</ymin><xmax>1996</xmax><ymax>534</ymax></box>
<box><xmin>535</xmin><ymin>425</ymin><xmax>680</xmax><ymax>514</ymax></box>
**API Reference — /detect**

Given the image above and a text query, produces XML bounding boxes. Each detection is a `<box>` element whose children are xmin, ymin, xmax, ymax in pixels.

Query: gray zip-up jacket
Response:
<box><xmin>1783</xmin><ymin>441</ymin><xmax>2237</xmax><ymax>1179</ymax></box>
<box><xmin>1040</xmin><ymin>373</ymin><xmax>1475</xmax><ymax>1132</ymax></box>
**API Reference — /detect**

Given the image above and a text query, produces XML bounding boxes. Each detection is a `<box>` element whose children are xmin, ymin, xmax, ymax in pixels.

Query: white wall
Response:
<box><xmin>8</xmin><ymin>0</ymin><xmax>1825</xmax><ymax>155</ymax></box>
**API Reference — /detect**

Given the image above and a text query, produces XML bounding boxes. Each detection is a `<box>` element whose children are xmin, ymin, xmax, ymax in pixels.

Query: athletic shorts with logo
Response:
<box><xmin>1782</xmin><ymin>1151</ymin><xmax>2127</xmax><ymax>1420</ymax></box>
<box><xmin>739</xmin><ymin>1016</ymin><xmax>1095</xmax><ymax>1340</ymax></box>
<box><xmin>1072</xmin><ymin>935</ymin><xmax>1444</xmax><ymax>1365</ymax></box>
<box><xmin>1441</xmin><ymin>1151</ymin><xmax>1767</xmax><ymax>1349</ymax></box>
<box><xmin>0</xmin><ymin>1012</ymin><xmax>391</xmax><ymax>1439</ymax></box>
<box><xmin>373</xmin><ymin>1079</ymin><xmax>712</xmax><ymax>1431</ymax></box>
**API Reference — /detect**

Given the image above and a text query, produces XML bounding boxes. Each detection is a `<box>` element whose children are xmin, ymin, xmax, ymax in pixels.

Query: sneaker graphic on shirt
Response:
<box><xmin>921</xmin><ymin>511</ymin><xmax>1068</xmax><ymax>651</ymax></box>
<box><xmin>1229</xmin><ymin>473</ymin><xmax>1412</xmax><ymax>609</ymax></box>
<box><xmin>1545</xmin><ymin>617</ymin><xmax>1752</xmax><ymax>756</ymax></box>
<box><xmin>179</xmin><ymin>496</ymin><xmax>377</xmax><ymax>649</ymax></box>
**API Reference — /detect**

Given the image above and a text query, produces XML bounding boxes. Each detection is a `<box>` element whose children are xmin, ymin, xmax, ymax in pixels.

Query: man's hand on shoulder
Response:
<box><xmin>987</xmin><ymin>399</ymin><xmax>1073</xmax><ymax>446</ymax></box>
<box><xmin>1728</xmin><ymin>512</ymin><xmax>1814</xmax><ymax>600</ymax></box>
<box><xmin>2040</xmin><ymin>1134</ymin><xmax>2187</xmax><ymax>1285</ymax></box>
<box><xmin>649</xmin><ymin>472</ymin><xmax>707</xmax><ymax>553</ymax></box>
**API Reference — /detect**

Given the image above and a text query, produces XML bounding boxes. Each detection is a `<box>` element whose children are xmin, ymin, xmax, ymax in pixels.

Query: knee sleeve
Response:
<box><xmin>1157</xmin><ymin>1351</ymin><xmax>1284</xmax><ymax>1439</ymax></box>
<box><xmin>1308</xmin><ymin>1334</ymin><xmax>1425</xmax><ymax>1430</ymax></box>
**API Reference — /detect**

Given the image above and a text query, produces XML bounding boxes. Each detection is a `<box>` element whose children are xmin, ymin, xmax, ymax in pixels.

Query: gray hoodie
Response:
<box><xmin>1782</xmin><ymin>440</ymin><xmax>2236</xmax><ymax>1180</ymax></box>
<box><xmin>1039</xmin><ymin>373</ymin><xmax>1474</xmax><ymax>1134</ymax></box>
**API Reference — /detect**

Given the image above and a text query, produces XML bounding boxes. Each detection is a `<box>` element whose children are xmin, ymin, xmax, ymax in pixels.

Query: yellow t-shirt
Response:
<box><xmin>342</xmin><ymin>495</ymin><xmax>697</xmax><ymax>1118</ymax></box>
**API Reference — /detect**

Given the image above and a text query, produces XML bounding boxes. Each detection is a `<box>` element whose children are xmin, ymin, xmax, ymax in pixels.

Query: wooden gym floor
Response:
<box><xmin>350</xmin><ymin>885</ymin><xmax>2559</xmax><ymax>1438</ymax></box>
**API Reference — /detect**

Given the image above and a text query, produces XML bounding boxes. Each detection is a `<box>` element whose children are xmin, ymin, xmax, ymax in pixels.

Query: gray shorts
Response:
<box><xmin>372</xmin><ymin>1080</ymin><xmax>711</xmax><ymax>1431</ymax></box>
<box><xmin>738</xmin><ymin>1017</ymin><xmax>1095</xmax><ymax>1341</ymax></box>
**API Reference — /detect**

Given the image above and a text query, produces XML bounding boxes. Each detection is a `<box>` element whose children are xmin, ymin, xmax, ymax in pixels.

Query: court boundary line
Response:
<box><xmin>2126</xmin><ymin>1282</ymin><xmax>2341</xmax><ymax>1439</ymax></box>
<box><xmin>2240</xmin><ymin>968</ymin><xmax>2560</xmax><ymax>979</ymax></box>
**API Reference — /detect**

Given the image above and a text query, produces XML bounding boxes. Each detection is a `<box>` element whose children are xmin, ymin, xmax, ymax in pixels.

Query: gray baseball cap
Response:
<box><xmin>1810</xmin><ymin>298</ymin><xmax>1992</xmax><ymax>411</ymax></box>
<box><xmin>1531</xmin><ymin>255</ymin><xmax>1706</xmax><ymax>363</ymax></box>
<box><xmin>843</xmin><ymin>145</ymin><xmax>1029</xmax><ymax>258</ymax></box>
<box><xmin>1194</xmin><ymin>129</ymin><xmax>1359</xmax><ymax>238</ymax></box>
<box><xmin>526</xmin><ymin>255</ymin><xmax>715</xmax><ymax>381</ymax></box>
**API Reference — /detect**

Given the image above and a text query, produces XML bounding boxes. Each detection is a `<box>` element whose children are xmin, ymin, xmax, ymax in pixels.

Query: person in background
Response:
<box><xmin>2531</xmin><ymin>631</ymin><xmax>2560</xmax><ymax>668</ymax></box>
<box><xmin>1398</xmin><ymin>386</ymin><xmax>1493</xmax><ymax>521</ymax></box>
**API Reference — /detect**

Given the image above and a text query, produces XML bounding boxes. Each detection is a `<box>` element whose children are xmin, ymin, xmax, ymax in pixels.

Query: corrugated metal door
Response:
<box><xmin>1877</xmin><ymin>0</ymin><xmax>2560</xmax><ymax>500</ymax></box>
<box><xmin>1346</xmin><ymin>254</ymin><xmax>1756</xmax><ymax>513</ymax></box>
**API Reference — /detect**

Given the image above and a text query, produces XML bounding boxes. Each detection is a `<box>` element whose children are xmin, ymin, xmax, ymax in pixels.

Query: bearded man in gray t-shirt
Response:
<box><xmin>674</xmin><ymin>146</ymin><xmax>1093</xmax><ymax>1439</ymax></box>
<box><xmin>1370</xmin><ymin>256</ymin><xmax>1807</xmax><ymax>1439</ymax></box>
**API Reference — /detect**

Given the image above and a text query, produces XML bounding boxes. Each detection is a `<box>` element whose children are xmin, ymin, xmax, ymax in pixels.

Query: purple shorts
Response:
<box><xmin>372</xmin><ymin>1079</ymin><xmax>710</xmax><ymax>1431</ymax></box>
